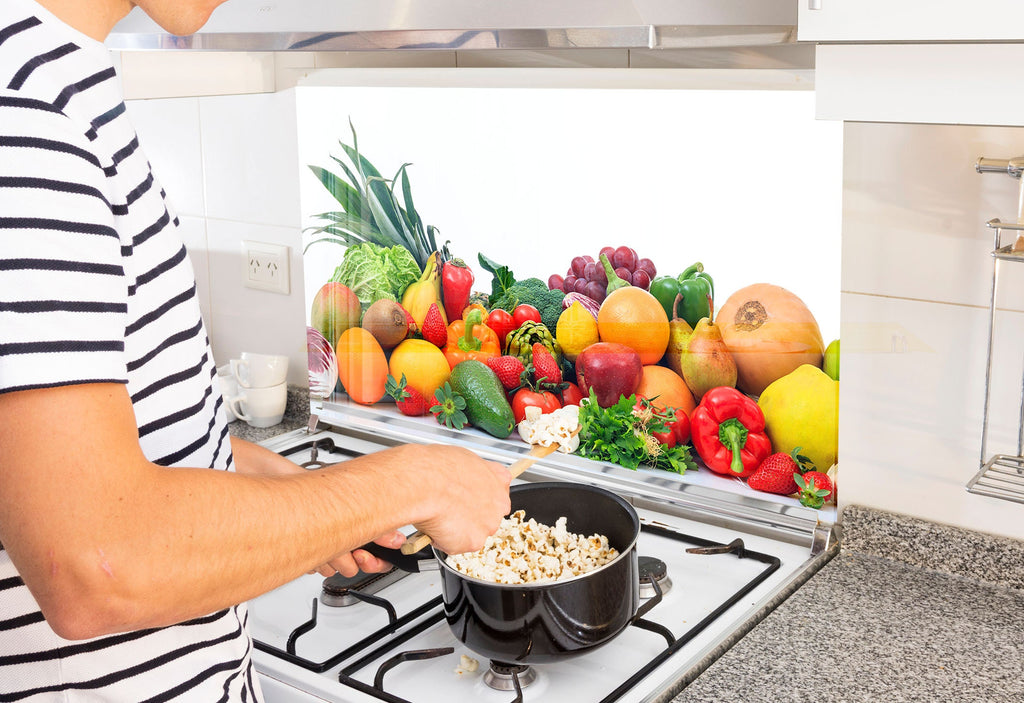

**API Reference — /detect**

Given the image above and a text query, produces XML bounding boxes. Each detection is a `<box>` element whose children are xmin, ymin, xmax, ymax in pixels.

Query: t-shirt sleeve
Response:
<box><xmin>0</xmin><ymin>94</ymin><xmax>129</xmax><ymax>394</ymax></box>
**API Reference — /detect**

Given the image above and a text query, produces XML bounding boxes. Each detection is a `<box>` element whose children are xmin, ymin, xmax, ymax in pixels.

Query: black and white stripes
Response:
<box><xmin>0</xmin><ymin>0</ymin><xmax>254</xmax><ymax>699</ymax></box>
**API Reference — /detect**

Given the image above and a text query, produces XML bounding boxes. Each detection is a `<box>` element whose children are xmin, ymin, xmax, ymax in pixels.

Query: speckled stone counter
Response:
<box><xmin>671</xmin><ymin>506</ymin><xmax>1024</xmax><ymax>702</ymax></box>
<box><xmin>227</xmin><ymin>385</ymin><xmax>309</xmax><ymax>443</ymax></box>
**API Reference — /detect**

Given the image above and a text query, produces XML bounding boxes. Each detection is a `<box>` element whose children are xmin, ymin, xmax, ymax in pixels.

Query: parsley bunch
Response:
<box><xmin>577</xmin><ymin>390</ymin><xmax>697</xmax><ymax>474</ymax></box>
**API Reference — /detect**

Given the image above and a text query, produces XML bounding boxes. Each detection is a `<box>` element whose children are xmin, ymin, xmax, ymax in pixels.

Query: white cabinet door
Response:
<box><xmin>798</xmin><ymin>0</ymin><xmax>1024</xmax><ymax>42</ymax></box>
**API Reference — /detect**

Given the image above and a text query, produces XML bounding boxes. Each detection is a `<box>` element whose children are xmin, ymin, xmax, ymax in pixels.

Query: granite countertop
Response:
<box><xmin>672</xmin><ymin>505</ymin><xmax>1024</xmax><ymax>702</ymax></box>
<box><xmin>227</xmin><ymin>385</ymin><xmax>310</xmax><ymax>443</ymax></box>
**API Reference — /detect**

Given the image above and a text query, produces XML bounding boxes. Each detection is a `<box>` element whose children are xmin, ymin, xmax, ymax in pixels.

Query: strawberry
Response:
<box><xmin>486</xmin><ymin>355</ymin><xmax>526</xmax><ymax>391</ymax></box>
<box><xmin>795</xmin><ymin>471</ymin><xmax>833</xmax><ymax>509</ymax></box>
<box><xmin>747</xmin><ymin>447</ymin><xmax>813</xmax><ymax>496</ymax></box>
<box><xmin>420</xmin><ymin>303</ymin><xmax>447</xmax><ymax>348</ymax></box>
<box><xmin>531</xmin><ymin>343</ymin><xmax>562</xmax><ymax>384</ymax></box>
<box><xmin>385</xmin><ymin>374</ymin><xmax>428</xmax><ymax>416</ymax></box>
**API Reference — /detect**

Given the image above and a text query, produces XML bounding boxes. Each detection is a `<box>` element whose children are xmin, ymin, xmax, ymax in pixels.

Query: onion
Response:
<box><xmin>306</xmin><ymin>326</ymin><xmax>338</xmax><ymax>399</ymax></box>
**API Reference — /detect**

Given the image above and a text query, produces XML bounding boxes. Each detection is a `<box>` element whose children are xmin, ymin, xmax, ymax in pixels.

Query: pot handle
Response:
<box><xmin>630</xmin><ymin>573</ymin><xmax>664</xmax><ymax>622</ymax></box>
<box><xmin>359</xmin><ymin>542</ymin><xmax>438</xmax><ymax>573</ymax></box>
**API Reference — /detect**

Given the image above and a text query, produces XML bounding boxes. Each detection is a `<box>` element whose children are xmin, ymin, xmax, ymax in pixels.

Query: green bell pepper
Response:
<box><xmin>650</xmin><ymin>276</ymin><xmax>683</xmax><ymax>320</ymax></box>
<box><xmin>675</xmin><ymin>262</ymin><xmax>714</xmax><ymax>328</ymax></box>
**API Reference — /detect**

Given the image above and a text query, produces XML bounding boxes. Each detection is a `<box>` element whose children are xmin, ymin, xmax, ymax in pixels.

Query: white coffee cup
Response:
<box><xmin>231</xmin><ymin>352</ymin><xmax>289</xmax><ymax>389</ymax></box>
<box><xmin>217</xmin><ymin>364</ymin><xmax>239</xmax><ymax>421</ymax></box>
<box><xmin>226</xmin><ymin>382</ymin><xmax>288</xmax><ymax>428</ymax></box>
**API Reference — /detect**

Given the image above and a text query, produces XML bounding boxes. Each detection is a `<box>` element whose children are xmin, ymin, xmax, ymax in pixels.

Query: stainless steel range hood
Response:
<box><xmin>106</xmin><ymin>0</ymin><xmax>797</xmax><ymax>53</ymax></box>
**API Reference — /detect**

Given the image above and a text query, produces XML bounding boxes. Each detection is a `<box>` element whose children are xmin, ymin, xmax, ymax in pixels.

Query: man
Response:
<box><xmin>0</xmin><ymin>0</ymin><xmax>512</xmax><ymax>699</ymax></box>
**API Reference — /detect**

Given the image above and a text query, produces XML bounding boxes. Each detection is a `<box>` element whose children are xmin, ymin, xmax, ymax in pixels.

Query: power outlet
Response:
<box><xmin>242</xmin><ymin>241</ymin><xmax>290</xmax><ymax>294</ymax></box>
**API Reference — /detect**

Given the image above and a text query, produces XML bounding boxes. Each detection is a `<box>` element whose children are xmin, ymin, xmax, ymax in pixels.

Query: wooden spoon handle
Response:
<box><xmin>398</xmin><ymin>443</ymin><xmax>563</xmax><ymax>555</ymax></box>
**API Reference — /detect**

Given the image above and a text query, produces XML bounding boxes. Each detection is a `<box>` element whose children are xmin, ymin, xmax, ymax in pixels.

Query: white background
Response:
<box><xmin>296</xmin><ymin>80</ymin><xmax>843</xmax><ymax>343</ymax></box>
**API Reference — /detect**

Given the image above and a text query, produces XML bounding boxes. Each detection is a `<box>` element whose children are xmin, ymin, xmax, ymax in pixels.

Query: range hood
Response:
<box><xmin>106</xmin><ymin>0</ymin><xmax>797</xmax><ymax>53</ymax></box>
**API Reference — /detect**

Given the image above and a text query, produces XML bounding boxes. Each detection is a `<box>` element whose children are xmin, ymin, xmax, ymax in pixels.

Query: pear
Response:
<box><xmin>664</xmin><ymin>298</ymin><xmax>694</xmax><ymax>379</ymax></box>
<box><xmin>678</xmin><ymin>317</ymin><xmax>738</xmax><ymax>401</ymax></box>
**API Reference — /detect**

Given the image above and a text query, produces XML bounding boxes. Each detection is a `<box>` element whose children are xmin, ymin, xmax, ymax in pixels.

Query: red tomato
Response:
<box><xmin>486</xmin><ymin>309</ymin><xmax>516</xmax><ymax>348</ymax></box>
<box><xmin>560</xmin><ymin>381</ymin><xmax>584</xmax><ymax>406</ymax></box>
<box><xmin>652</xmin><ymin>429</ymin><xmax>677</xmax><ymax>448</ymax></box>
<box><xmin>511</xmin><ymin>388</ymin><xmax>562</xmax><ymax>424</ymax></box>
<box><xmin>512</xmin><ymin>304</ymin><xmax>542</xmax><ymax>327</ymax></box>
<box><xmin>672</xmin><ymin>408</ymin><xmax>691</xmax><ymax>444</ymax></box>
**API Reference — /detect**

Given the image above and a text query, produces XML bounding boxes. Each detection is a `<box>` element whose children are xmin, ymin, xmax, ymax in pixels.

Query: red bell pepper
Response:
<box><xmin>690</xmin><ymin>387</ymin><xmax>771</xmax><ymax>478</ymax></box>
<box><xmin>443</xmin><ymin>308</ymin><xmax>501</xmax><ymax>369</ymax></box>
<box><xmin>442</xmin><ymin>258</ymin><xmax>474</xmax><ymax>323</ymax></box>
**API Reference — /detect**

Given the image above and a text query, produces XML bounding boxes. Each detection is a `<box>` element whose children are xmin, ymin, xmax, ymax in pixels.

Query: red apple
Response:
<box><xmin>575</xmin><ymin>342</ymin><xmax>643</xmax><ymax>407</ymax></box>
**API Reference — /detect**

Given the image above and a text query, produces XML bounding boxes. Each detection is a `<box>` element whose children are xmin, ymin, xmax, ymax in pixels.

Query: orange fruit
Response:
<box><xmin>388</xmin><ymin>338</ymin><xmax>451</xmax><ymax>401</ymax></box>
<box><xmin>635</xmin><ymin>365</ymin><xmax>696</xmax><ymax>416</ymax></box>
<box><xmin>336</xmin><ymin>327</ymin><xmax>388</xmax><ymax>405</ymax></box>
<box><xmin>596</xmin><ymin>287</ymin><xmax>671</xmax><ymax>365</ymax></box>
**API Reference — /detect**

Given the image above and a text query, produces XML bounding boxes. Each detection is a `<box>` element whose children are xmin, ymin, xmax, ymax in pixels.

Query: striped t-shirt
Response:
<box><xmin>0</xmin><ymin>0</ymin><xmax>262</xmax><ymax>700</ymax></box>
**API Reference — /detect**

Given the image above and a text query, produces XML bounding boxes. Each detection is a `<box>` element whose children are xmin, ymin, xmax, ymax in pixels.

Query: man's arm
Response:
<box><xmin>0</xmin><ymin>383</ymin><xmax>510</xmax><ymax>640</ymax></box>
<box><xmin>230</xmin><ymin>435</ymin><xmax>403</xmax><ymax>576</ymax></box>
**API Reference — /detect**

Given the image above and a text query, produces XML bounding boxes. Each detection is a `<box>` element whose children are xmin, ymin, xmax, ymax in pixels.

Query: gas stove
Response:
<box><xmin>249</xmin><ymin>405</ymin><xmax>837</xmax><ymax>703</ymax></box>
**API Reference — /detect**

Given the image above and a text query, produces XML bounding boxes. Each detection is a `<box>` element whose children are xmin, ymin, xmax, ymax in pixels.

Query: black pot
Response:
<box><xmin>365</xmin><ymin>482</ymin><xmax>646</xmax><ymax>664</ymax></box>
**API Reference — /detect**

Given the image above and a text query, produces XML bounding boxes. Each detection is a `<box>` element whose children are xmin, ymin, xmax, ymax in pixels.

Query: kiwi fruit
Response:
<box><xmin>361</xmin><ymin>299</ymin><xmax>411</xmax><ymax>349</ymax></box>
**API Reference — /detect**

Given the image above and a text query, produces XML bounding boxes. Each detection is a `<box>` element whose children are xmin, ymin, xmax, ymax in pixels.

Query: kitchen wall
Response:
<box><xmin>840</xmin><ymin>122</ymin><xmax>1024</xmax><ymax>540</ymax></box>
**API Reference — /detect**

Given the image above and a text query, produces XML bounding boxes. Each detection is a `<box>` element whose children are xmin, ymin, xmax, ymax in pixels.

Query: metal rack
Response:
<box><xmin>968</xmin><ymin>156</ymin><xmax>1024</xmax><ymax>504</ymax></box>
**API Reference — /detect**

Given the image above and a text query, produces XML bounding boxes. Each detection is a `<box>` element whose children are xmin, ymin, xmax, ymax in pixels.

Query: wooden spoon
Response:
<box><xmin>399</xmin><ymin>439</ymin><xmax>572</xmax><ymax>555</ymax></box>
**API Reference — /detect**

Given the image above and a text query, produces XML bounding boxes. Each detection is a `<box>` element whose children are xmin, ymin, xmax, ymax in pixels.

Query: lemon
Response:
<box><xmin>757</xmin><ymin>364</ymin><xmax>838</xmax><ymax>473</ymax></box>
<box><xmin>556</xmin><ymin>302</ymin><xmax>600</xmax><ymax>362</ymax></box>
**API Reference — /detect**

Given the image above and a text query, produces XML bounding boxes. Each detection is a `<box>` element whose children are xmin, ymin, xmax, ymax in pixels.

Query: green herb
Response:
<box><xmin>430</xmin><ymin>382</ymin><xmax>468</xmax><ymax>430</ymax></box>
<box><xmin>577</xmin><ymin>390</ymin><xmax>697</xmax><ymax>474</ymax></box>
<box><xmin>477</xmin><ymin>253</ymin><xmax>516</xmax><ymax>302</ymax></box>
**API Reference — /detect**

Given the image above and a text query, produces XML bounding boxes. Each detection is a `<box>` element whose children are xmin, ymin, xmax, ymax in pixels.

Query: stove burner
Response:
<box><xmin>638</xmin><ymin>555</ymin><xmax>672</xmax><ymax>599</ymax></box>
<box><xmin>483</xmin><ymin>661</ymin><xmax>538</xmax><ymax>691</ymax></box>
<box><xmin>320</xmin><ymin>567</ymin><xmax>407</xmax><ymax>607</ymax></box>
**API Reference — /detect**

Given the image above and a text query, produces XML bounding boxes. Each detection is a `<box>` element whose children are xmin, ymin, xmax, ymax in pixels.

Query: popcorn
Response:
<box><xmin>445</xmin><ymin>510</ymin><xmax>618</xmax><ymax>584</ymax></box>
<box><xmin>517</xmin><ymin>405</ymin><xmax>580</xmax><ymax>453</ymax></box>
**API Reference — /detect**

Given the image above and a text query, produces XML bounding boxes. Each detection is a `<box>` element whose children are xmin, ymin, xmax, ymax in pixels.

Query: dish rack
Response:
<box><xmin>968</xmin><ymin>156</ymin><xmax>1024</xmax><ymax>504</ymax></box>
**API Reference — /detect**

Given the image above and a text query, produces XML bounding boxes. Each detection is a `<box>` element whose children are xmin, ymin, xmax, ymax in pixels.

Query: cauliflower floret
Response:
<box><xmin>517</xmin><ymin>404</ymin><xmax>580</xmax><ymax>452</ymax></box>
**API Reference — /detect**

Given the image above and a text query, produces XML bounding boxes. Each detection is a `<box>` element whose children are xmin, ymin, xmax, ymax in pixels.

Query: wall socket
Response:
<box><xmin>242</xmin><ymin>240</ymin><xmax>290</xmax><ymax>294</ymax></box>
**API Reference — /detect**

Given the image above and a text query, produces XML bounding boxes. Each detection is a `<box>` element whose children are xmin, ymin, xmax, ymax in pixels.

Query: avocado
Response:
<box><xmin>448</xmin><ymin>360</ymin><xmax>516</xmax><ymax>439</ymax></box>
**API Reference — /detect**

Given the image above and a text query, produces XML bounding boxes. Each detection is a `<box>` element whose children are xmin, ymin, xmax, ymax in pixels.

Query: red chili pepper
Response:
<box><xmin>442</xmin><ymin>259</ymin><xmax>474</xmax><ymax>323</ymax></box>
<box><xmin>690</xmin><ymin>387</ymin><xmax>771</xmax><ymax>478</ymax></box>
<box><xmin>486</xmin><ymin>308</ymin><xmax>516</xmax><ymax>349</ymax></box>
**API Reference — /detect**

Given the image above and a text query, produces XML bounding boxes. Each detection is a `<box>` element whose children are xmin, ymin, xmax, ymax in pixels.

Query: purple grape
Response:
<box><xmin>582</xmin><ymin>254</ymin><xmax>595</xmax><ymax>264</ymax></box>
<box><xmin>563</xmin><ymin>274</ymin><xmax>578</xmax><ymax>293</ymax></box>
<box><xmin>573</xmin><ymin>278</ymin><xmax>589</xmax><ymax>294</ymax></box>
<box><xmin>637</xmin><ymin>258</ymin><xmax>657</xmax><ymax>278</ymax></box>
<box><xmin>571</xmin><ymin>256</ymin><xmax>588</xmax><ymax>278</ymax></box>
<box><xmin>583</xmin><ymin>261</ymin><xmax>599</xmax><ymax>281</ymax></box>
<box><xmin>614</xmin><ymin>267</ymin><xmax>633</xmax><ymax>285</ymax></box>
<box><xmin>591</xmin><ymin>262</ymin><xmax>607</xmax><ymax>285</ymax></box>
<box><xmin>583</xmin><ymin>280</ymin><xmax>606</xmax><ymax>302</ymax></box>
<box><xmin>548</xmin><ymin>273</ymin><xmax>565</xmax><ymax>291</ymax></box>
<box><xmin>632</xmin><ymin>269</ymin><xmax>651</xmax><ymax>290</ymax></box>
<box><xmin>599</xmin><ymin>246</ymin><xmax>615</xmax><ymax>262</ymax></box>
<box><xmin>612</xmin><ymin>246</ymin><xmax>638</xmax><ymax>272</ymax></box>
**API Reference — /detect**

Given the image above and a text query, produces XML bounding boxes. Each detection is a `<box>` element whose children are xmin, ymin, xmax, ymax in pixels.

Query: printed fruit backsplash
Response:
<box><xmin>302</xmin><ymin>120</ymin><xmax>840</xmax><ymax>511</ymax></box>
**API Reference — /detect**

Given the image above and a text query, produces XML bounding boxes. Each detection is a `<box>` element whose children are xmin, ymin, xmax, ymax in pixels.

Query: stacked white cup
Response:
<box><xmin>223</xmin><ymin>352</ymin><xmax>289</xmax><ymax>428</ymax></box>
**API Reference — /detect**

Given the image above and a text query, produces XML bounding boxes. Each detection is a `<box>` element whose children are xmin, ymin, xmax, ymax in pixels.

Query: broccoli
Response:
<box><xmin>491</xmin><ymin>277</ymin><xmax>565</xmax><ymax>331</ymax></box>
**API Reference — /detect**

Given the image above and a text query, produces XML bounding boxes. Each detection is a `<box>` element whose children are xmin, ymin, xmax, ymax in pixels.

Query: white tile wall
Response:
<box><xmin>841</xmin><ymin>121</ymin><xmax>1024</xmax><ymax>539</ymax></box>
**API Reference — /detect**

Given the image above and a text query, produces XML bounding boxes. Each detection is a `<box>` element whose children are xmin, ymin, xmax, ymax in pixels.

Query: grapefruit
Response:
<box><xmin>596</xmin><ymin>287</ymin><xmax>670</xmax><ymax>365</ymax></box>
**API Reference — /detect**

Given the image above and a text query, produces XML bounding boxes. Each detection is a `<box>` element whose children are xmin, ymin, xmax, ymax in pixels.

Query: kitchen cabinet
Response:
<box><xmin>798</xmin><ymin>0</ymin><xmax>1024</xmax><ymax>42</ymax></box>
